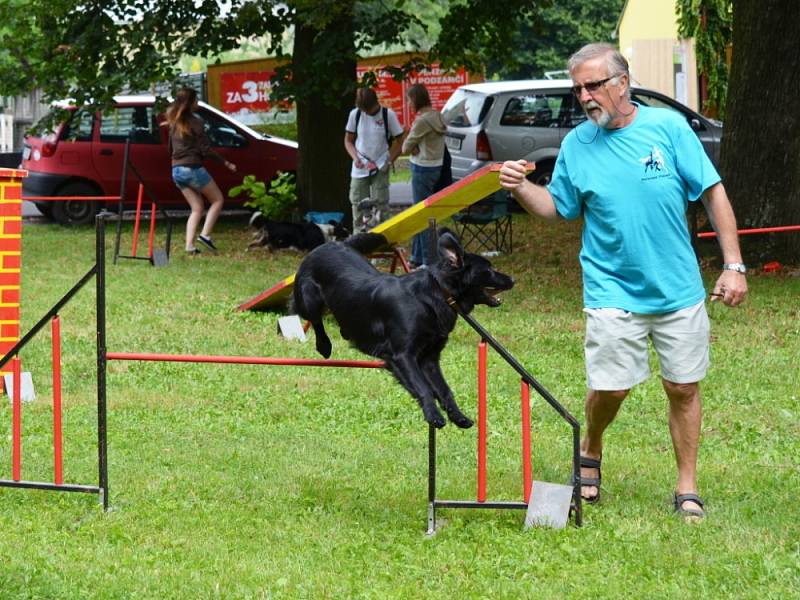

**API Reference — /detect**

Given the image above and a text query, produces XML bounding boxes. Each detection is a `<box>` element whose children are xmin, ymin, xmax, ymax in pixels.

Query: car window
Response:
<box><xmin>631</xmin><ymin>92</ymin><xmax>705</xmax><ymax>131</ymax></box>
<box><xmin>197</xmin><ymin>110</ymin><xmax>248</xmax><ymax>148</ymax></box>
<box><xmin>631</xmin><ymin>92</ymin><xmax>682</xmax><ymax>114</ymax></box>
<box><xmin>442</xmin><ymin>89</ymin><xmax>493</xmax><ymax>128</ymax></box>
<box><xmin>499</xmin><ymin>94</ymin><xmax>568</xmax><ymax>128</ymax></box>
<box><xmin>632</xmin><ymin>92</ymin><xmax>707</xmax><ymax>132</ymax></box>
<box><xmin>60</xmin><ymin>109</ymin><xmax>94</xmax><ymax>142</ymax></box>
<box><xmin>99</xmin><ymin>106</ymin><xmax>160</xmax><ymax>144</ymax></box>
<box><xmin>561</xmin><ymin>95</ymin><xmax>589</xmax><ymax>128</ymax></box>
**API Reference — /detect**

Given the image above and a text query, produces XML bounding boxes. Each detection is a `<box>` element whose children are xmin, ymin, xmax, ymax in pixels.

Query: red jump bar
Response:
<box><xmin>697</xmin><ymin>224</ymin><xmax>800</xmax><ymax>238</ymax></box>
<box><xmin>106</xmin><ymin>352</ymin><xmax>385</xmax><ymax>369</ymax></box>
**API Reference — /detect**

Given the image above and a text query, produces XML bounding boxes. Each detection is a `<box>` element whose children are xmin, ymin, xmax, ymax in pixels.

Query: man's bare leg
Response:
<box><xmin>663</xmin><ymin>379</ymin><xmax>703</xmax><ymax>515</ymax></box>
<box><xmin>581</xmin><ymin>388</ymin><xmax>628</xmax><ymax>500</ymax></box>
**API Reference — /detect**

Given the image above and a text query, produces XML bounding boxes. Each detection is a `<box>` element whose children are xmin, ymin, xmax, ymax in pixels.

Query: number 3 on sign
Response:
<box><xmin>242</xmin><ymin>81</ymin><xmax>258</xmax><ymax>103</ymax></box>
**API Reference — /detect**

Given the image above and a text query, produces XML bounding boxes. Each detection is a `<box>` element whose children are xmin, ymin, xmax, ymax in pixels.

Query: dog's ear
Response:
<box><xmin>249</xmin><ymin>212</ymin><xmax>265</xmax><ymax>228</ymax></box>
<box><xmin>438</xmin><ymin>230</ymin><xmax>464</xmax><ymax>268</ymax></box>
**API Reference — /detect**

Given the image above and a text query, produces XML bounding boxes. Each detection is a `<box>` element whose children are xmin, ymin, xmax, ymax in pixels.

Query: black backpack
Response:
<box><xmin>433</xmin><ymin>146</ymin><xmax>453</xmax><ymax>192</ymax></box>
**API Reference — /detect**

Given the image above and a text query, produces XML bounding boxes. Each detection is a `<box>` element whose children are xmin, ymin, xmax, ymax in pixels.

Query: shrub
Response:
<box><xmin>228</xmin><ymin>171</ymin><xmax>297</xmax><ymax>220</ymax></box>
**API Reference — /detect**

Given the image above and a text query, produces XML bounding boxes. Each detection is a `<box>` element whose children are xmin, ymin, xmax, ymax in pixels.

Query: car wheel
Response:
<box><xmin>526</xmin><ymin>163</ymin><xmax>553</xmax><ymax>187</ymax></box>
<box><xmin>51</xmin><ymin>183</ymin><xmax>99</xmax><ymax>226</ymax></box>
<box><xmin>33</xmin><ymin>201</ymin><xmax>54</xmax><ymax>218</ymax></box>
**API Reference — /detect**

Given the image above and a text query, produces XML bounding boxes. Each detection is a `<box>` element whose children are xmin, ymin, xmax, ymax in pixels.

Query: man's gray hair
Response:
<box><xmin>568</xmin><ymin>43</ymin><xmax>630</xmax><ymax>98</ymax></box>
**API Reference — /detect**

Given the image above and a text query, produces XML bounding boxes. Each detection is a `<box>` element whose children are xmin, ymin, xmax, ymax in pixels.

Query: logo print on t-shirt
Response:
<box><xmin>638</xmin><ymin>146</ymin><xmax>670</xmax><ymax>180</ymax></box>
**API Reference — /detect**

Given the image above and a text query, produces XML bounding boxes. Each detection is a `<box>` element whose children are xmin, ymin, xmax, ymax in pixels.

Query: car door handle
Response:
<box><xmin>100</xmin><ymin>149</ymin><xmax>113</xmax><ymax>156</ymax></box>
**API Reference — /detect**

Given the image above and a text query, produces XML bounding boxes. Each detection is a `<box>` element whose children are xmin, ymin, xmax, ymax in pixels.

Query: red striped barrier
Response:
<box><xmin>698</xmin><ymin>224</ymin><xmax>800</xmax><ymax>238</ymax></box>
<box><xmin>52</xmin><ymin>316</ymin><xmax>63</xmax><ymax>485</ymax></box>
<box><xmin>12</xmin><ymin>356</ymin><xmax>21</xmax><ymax>481</ymax></box>
<box><xmin>106</xmin><ymin>352</ymin><xmax>385</xmax><ymax>368</ymax></box>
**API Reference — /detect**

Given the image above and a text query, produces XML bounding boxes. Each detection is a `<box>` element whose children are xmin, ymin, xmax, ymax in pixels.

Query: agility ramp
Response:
<box><xmin>238</xmin><ymin>162</ymin><xmax>529</xmax><ymax>312</ymax></box>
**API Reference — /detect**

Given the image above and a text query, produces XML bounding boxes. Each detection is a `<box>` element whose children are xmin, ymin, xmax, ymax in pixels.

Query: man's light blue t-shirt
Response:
<box><xmin>548</xmin><ymin>104</ymin><xmax>721</xmax><ymax>314</ymax></box>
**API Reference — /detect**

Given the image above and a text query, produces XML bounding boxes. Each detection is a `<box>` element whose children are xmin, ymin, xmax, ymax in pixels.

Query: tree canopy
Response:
<box><xmin>489</xmin><ymin>0</ymin><xmax>624</xmax><ymax>80</ymax></box>
<box><xmin>676</xmin><ymin>0</ymin><xmax>733</xmax><ymax>118</ymax></box>
<box><xmin>0</xmin><ymin>0</ymin><xmax>546</xmax><ymax>110</ymax></box>
<box><xmin>0</xmin><ymin>0</ymin><xmax>547</xmax><ymax>213</ymax></box>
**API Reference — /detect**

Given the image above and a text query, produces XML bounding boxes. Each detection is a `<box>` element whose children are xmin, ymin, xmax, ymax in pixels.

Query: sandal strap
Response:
<box><xmin>579</xmin><ymin>455</ymin><xmax>602</xmax><ymax>469</ymax></box>
<box><xmin>580</xmin><ymin>477</ymin><xmax>601</xmax><ymax>487</ymax></box>
<box><xmin>674</xmin><ymin>493</ymin><xmax>705</xmax><ymax>509</ymax></box>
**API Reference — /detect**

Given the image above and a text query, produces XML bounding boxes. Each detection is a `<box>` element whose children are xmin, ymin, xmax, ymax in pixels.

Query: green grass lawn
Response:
<box><xmin>0</xmin><ymin>214</ymin><xmax>797</xmax><ymax>598</ymax></box>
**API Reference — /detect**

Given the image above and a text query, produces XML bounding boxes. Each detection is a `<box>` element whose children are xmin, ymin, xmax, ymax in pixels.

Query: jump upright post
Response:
<box><xmin>425</xmin><ymin>308</ymin><xmax>583</xmax><ymax>533</ymax></box>
<box><xmin>0</xmin><ymin>170</ymin><xmax>108</xmax><ymax>505</ymax></box>
<box><xmin>112</xmin><ymin>139</ymin><xmax>174</xmax><ymax>266</ymax></box>
<box><xmin>0</xmin><ymin>168</ymin><xmax>23</xmax><ymax>389</ymax></box>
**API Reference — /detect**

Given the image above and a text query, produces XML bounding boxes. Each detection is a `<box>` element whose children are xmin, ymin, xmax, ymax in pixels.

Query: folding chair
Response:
<box><xmin>452</xmin><ymin>190</ymin><xmax>512</xmax><ymax>254</ymax></box>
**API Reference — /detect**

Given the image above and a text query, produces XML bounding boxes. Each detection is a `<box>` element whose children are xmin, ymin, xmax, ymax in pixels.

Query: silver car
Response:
<box><xmin>442</xmin><ymin>79</ymin><xmax>723</xmax><ymax>186</ymax></box>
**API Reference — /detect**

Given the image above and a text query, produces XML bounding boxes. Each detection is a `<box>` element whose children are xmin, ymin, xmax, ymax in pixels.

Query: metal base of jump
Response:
<box><xmin>426</xmin><ymin>423</ymin><xmax>529</xmax><ymax>535</ymax></box>
<box><xmin>0</xmin><ymin>480</ymin><xmax>102</xmax><ymax>494</ymax></box>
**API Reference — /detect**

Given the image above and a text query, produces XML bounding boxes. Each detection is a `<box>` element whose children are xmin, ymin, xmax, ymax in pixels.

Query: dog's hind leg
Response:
<box><xmin>388</xmin><ymin>355</ymin><xmax>446</xmax><ymax>428</ymax></box>
<box><xmin>422</xmin><ymin>357</ymin><xmax>474</xmax><ymax>429</ymax></box>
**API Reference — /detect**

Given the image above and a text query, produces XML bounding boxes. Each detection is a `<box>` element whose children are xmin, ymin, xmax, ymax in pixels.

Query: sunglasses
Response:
<box><xmin>571</xmin><ymin>75</ymin><xmax>621</xmax><ymax>96</ymax></box>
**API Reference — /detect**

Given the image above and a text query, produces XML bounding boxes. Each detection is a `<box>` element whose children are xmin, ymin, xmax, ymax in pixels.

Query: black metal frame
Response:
<box><xmin>112</xmin><ymin>138</ymin><xmax>174</xmax><ymax>266</ymax></box>
<box><xmin>426</xmin><ymin>310</ymin><xmax>583</xmax><ymax>533</ymax></box>
<box><xmin>0</xmin><ymin>215</ymin><xmax>109</xmax><ymax>507</ymax></box>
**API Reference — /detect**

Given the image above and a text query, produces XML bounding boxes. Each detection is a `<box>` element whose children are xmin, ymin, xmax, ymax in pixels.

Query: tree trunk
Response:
<box><xmin>293</xmin><ymin>9</ymin><xmax>356</xmax><ymax>220</ymax></box>
<box><xmin>720</xmin><ymin>1</ymin><xmax>800</xmax><ymax>263</ymax></box>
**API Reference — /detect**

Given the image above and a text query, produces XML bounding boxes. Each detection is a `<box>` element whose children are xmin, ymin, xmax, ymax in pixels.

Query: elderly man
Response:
<box><xmin>500</xmin><ymin>43</ymin><xmax>747</xmax><ymax>520</ymax></box>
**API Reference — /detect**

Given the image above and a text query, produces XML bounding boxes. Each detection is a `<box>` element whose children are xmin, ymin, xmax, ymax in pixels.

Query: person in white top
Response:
<box><xmin>344</xmin><ymin>88</ymin><xmax>404</xmax><ymax>231</ymax></box>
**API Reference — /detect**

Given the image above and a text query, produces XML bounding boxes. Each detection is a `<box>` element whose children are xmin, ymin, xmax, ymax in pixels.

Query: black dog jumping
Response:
<box><xmin>291</xmin><ymin>229</ymin><xmax>514</xmax><ymax>428</ymax></box>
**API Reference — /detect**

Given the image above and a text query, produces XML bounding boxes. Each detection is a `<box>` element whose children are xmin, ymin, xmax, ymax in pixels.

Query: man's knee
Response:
<box><xmin>589</xmin><ymin>388</ymin><xmax>629</xmax><ymax>404</ymax></box>
<box><xmin>662</xmin><ymin>379</ymin><xmax>699</xmax><ymax>403</ymax></box>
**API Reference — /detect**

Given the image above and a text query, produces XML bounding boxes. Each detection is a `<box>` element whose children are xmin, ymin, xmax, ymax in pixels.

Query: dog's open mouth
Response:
<box><xmin>483</xmin><ymin>288</ymin><xmax>506</xmax><ymax>307</ymax></box>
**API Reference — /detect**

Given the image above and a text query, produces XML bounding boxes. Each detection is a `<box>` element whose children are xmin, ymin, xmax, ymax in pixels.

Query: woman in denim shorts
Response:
<box><xmin>165</xmin><ymin>87</ymin><xmax>237</xmax><ymax>254</ymax></box>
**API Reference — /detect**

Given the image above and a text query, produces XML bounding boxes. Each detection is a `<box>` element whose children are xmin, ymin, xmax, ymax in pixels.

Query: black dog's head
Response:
<box><xmin>434</xmin><ymin>229</ymin><xmax>514</xmax><ymax>312</ymax></box>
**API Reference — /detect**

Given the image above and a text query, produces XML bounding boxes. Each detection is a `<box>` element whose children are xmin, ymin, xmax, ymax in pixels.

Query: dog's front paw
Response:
<box><xmin>452</xmin><ymin>414</ymin><xmax>474</xmax><ymax>429</ymax></box>
<box><xmin>431</xmin><ymin>415</ymin><xmax>447</xmax><ymax>429</ymax></box>
<box><xmin>424</xmin><ymin>409</ymin><xmax>447</xmax><ymax>429</ymax></box>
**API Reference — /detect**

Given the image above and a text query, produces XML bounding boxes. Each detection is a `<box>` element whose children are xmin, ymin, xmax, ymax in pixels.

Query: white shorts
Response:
<box><xmin>583</xmin><ymin>300</ymin><xmax>710</xmax><ymax>390</ymax></box>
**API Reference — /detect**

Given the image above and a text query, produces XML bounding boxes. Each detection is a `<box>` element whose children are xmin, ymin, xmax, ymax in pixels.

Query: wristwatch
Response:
<box><xmin>723</xmin><ymin>263</ymin><xmax>747</xmax><ymax>274</ymax></box>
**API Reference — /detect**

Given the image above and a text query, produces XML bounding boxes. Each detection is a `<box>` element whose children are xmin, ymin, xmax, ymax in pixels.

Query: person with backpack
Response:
<box><xmin>344</xmin><ymin>87</ymin><xmax>405</xmax><ymax>231</ymax></box>
<box><xmin>402</xmin><ymin>83</ymin><xmax>448</xmax><ymax>267</ymax></box>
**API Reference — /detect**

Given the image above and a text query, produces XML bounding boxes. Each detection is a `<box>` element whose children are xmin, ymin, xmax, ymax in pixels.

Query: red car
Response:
<box><xmin>21</xmin><ymin>95</ymin><xmax>298</xmax><ymax>224</ymax></box>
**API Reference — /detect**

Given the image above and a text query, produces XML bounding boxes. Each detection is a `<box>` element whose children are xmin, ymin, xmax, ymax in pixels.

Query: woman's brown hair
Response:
<box><xmin>405</xmin><ymin>83</ymin><xmax>431</xmax><ymax>112</ymax></box>
<box><xmin>165</xmin><ymin>87</ymin><xmax>198</xmax><ymax>137</ymax></box>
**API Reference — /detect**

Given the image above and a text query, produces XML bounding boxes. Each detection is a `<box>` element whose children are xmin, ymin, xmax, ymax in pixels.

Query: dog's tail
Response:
<box><xmin>344</xmin><ymin>232</ymin><xmax>390</xmax><ymax>255</ymax></box>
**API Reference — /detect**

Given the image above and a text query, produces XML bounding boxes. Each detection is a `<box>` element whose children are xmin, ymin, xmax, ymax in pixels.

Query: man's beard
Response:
<box><xmin>583</xmin><ymin>100</ymin><xmax>611</xmax><ymax>128</ymax></box>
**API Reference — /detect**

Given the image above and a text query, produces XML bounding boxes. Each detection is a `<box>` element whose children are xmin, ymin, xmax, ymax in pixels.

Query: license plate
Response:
<box><xmin>445</xmin><ymin>135</ymin><xmax>462</xmax><ymax>151</ymax></box>
<box><xmin>22</xmin><ymin>146</ymin><xmax>31</xmax><ymax>161</ymax></box>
